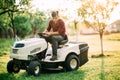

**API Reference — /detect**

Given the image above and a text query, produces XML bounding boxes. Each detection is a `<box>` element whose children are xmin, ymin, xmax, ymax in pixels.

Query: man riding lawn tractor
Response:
<box><xmin>7</xmin><ymin>11</ymin><xmax>89</xmax><ymax>76</ymax></box>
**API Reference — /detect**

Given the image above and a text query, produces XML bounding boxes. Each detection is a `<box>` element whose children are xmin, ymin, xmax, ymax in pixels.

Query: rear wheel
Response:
<box><xmin>7</xmin><ymin>60</ymin><xmax>20</xmax><ymax>73</ymax></box>
<box><xmin>27</xmin><ymin>61</ymin><xmax>41</xmax><ymax>76</ymax></box>
<box><xmin>64</xmin><ymin>54</ymin><xmax>80</xmax><ymax>71</ymax></box>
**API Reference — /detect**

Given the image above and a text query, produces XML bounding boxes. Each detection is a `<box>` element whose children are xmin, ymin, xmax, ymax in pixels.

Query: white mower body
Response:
<box><xmin>44</xmin><ymin>42</ymin><xmax>82</xmax><ymax>62</ymax></box>
<box><xmin>7</xmin><ymin>36</ymin><xmax>89</xmax><ymax>76</ymax></box>
<box><xmin>10</xmin><ymin>38</ymin><xmax>47</xmax><ymax>60</ymax></box>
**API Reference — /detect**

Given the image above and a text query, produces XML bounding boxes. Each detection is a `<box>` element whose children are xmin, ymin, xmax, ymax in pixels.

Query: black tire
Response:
<box><xmin>64</xmin><ymin>54</ymin><xmax>80</xmax><ymax>71</ymax></box>
<box><xmin>7</xmin><ymin>60</ymin><xmax>20</xmax><ymax>73</ymax></box>
<box><xmin>7</xmin><ymin>60</ymin><xmax>14</xmax><ymax>73</ymax></box>
<box><xmin>27</xmin><ymin>61</ymin><xmax>41</xmax><ymax>76</ymax></box>
<box><xmin>13</xmin><ymin>64</ymin><xmax>20</xmax><ymax>73</ymax></box>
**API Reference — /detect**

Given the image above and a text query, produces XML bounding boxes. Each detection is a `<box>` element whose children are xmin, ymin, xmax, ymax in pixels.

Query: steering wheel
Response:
<box><xmin>38</xmin><ymin>32</ymin><xmax>48</xmax><ymax>37</ymax></box>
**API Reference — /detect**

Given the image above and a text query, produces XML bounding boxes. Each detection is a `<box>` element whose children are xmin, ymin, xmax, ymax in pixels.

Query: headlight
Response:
<box><xmin>15</xmin><ymin>43</ymin><xmax>24</xmax><ymax>48</ymax></box>
<box><xmin>12</xmin><ymin>49</ymin><xmax>18</xmax><ymax>54</ymax></box>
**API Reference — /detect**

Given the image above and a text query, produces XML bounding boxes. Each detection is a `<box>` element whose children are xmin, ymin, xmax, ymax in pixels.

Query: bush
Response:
<box><xmin>14</xmin><ymin>15</ymin><xmax>32</xmax><ymax>38</ymax></box>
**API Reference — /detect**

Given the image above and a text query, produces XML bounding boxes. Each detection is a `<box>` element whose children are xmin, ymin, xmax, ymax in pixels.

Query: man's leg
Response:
<box><xmin>50</xmin><ymin>35</ymin><xmax>64</xmax><ymax>60</ymax></box>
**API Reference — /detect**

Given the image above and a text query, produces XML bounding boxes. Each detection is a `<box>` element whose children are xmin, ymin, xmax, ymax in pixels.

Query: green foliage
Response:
<box><xmin>0</xmin><ymin>0</ymin><xmax>30</xmax><ymax>10</ymax></box>
<box><xmin>14</xmin><ymin>15</ymin><xmax>31</xmax><ymax>38</ymax></box>
<box><xmin>0</xmin><ymin>15</ymin><xmax>10</xmax><ymax>38</ymax></box>
<box><xmin>0</xmin><ymin>19</ymin><xmax>7</xmax><ymax>35</ymax></box>
<box><xmin>0</xmin><ymin>0</ymin><xmax>49</xmax><ymax>38</ymax></box>
<box><xmin>29</xmin><ymin>12</ymin><xmax>48</xmax><ymax>34</ymax></box>
<box><xmin>0</xmin><ymin>0</ymin><xmax>15</xmax><ymax>9</ymax></box>
<box><xmin>78</xmin><ymin>0</ymin><xmax>119</xmax><ymax>55</ymax></box>
<box><xmin>0</xmin><ymin>39</ymin><xmax>13</xmax><ymax>56</ymax></box>
<box><xmin>0</xmin><ymin>19</ymin><xmax>5</xmax><ymax>29</ymax></box>
<box><xmin>0</xmin><ymin>0</ymin><xmax>31</xmax><ymax>38</ymax></box>
<box><xmin>78</xmin><ymin>0</ymin><xmax>118</xmax><ymax>31</ymax></box>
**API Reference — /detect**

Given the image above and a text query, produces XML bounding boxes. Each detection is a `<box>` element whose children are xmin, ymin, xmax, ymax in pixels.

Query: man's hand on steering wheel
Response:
<box><xmin>45</xmin><ymin>32</ymin><xmax>52</xmax><ymax>36</ymax></box>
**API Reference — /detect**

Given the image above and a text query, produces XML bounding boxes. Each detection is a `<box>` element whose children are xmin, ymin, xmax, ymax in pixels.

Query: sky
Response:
<box><xmin>110</xmin><ymin>4</ymin><xmax>120</xmax><ymax>23</ymax></box>
<box><xmin>30</xmin><ymin>0</ymin><xmax>80</xmax><ymax>11</ymax></box>
<box><xmin>30</xmin><ymin>0</ymin><xmax>80</xmax><ymax>19</ymax></box>
<box><xmin>30</xmin><ymin>0</ymin><xmax>120</xmax><ymax>24</ymax></box>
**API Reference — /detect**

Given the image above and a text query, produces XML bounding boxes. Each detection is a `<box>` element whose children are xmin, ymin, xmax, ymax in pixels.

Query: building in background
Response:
<box><xmin>106</xmin><ymin>20</ymin><xmax>120</xmax><ymax>33</ymax></box>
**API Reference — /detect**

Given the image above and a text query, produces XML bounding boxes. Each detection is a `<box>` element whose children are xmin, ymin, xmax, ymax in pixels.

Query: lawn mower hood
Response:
<box><xmin>10</xmin><ymin>38</ymin><xmax>47</xmax><ymax>60</ymax></box>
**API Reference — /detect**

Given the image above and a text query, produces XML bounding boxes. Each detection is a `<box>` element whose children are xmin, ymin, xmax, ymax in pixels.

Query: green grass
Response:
<box><xmin>0</xmin><ymin>34</ymin><xmax>120</xmax><ymax>80</ymax></box>
<box><xmin>0</xmin><ymin>51</ymin><xmax>120</xmax><ymax>80</ymax></box>
<box><xmin>0</xmin><ymin>39</ymin><xmax>13</xmax><ymax>56</ymax></box>
<box><xmin>106</xmin><ymin>33</ymin><xmax>120</xmax><ymax>41</ymax></box>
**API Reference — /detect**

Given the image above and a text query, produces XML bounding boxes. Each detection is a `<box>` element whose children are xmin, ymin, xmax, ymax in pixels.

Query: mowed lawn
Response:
<box><xmin>0</xmin><ymin>33</ymin><xmax>120</xmax><ymax>80</ymax></box>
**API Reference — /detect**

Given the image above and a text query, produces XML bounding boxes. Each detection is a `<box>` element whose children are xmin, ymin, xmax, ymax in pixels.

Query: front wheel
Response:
<box><xmin>7</xmin><ymin>60</ymin><xmax>20</xmax><ymax>73</ymax></box>
<box><xmin>64</xmin><ymin>54</ymin><xmax>80</xmax><ymax>71</ymax></box>
<box><xmin>27</xmin><ymin>61</ymin><xmax>41</xmax><ymax>76</ymax></box>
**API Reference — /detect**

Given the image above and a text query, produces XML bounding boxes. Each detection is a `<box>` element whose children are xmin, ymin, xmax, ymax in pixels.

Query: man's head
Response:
<box><xmin>51</xmin><ymin>11</ymin><xmax>59</xmax><ymax>19</ymax></box>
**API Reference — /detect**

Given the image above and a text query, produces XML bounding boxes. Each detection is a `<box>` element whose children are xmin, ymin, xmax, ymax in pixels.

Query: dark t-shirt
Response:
<box><xmin>47</xmin><ymin>19</ymin><xmax>66</xmax><ymax>38</ymax></box>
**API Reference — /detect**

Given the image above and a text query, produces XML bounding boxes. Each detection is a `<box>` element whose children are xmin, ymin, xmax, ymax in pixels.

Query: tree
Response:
<box><xmin>78</xmin><ymin>0</ymin><xmax>119</xmax><ymax>56</ymax></box>
<box><xmin>0</xmin><ymin>19</ymin><xmax>6</xmax><ymax>38</ymax></box>
<box><xmin>0</xmin><ymin>14</ymin><xmax>11</xmax><ymax>38</ymax></box>
<box><xmin>13</xmin><ymin>15</ymin><xmax>31</xmax><ymax>38</ymax></box>
<box><xmin>0</xmin><ymin>0</ymin><xmax>31</xmax><ymax>38</ymax></box>
<box><xmin>29</xmin><ymin>11</ymin><xmax>48</xmax><ymax>35</ymax></box>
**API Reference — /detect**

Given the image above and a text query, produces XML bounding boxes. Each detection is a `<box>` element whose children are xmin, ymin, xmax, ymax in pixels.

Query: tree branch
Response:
<box><xmin>0</xmin><ymin>9</ymin><xmax>19</xmax><ymax>15</ymax></box>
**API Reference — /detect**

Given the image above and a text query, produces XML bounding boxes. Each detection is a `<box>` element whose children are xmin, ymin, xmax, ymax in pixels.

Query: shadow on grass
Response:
<box><xmin>41</xmin><ymin>69</ymin><xmax>85</xmax><ymax>80</ymax></box>
<box><xmin>0</xmin><ymin>73</ymin><xmax>16</xmax><ymax>80</ymax></box>
<box><xmin>42</xmin><ymin>68</ymin><xmax>84</xmax><ymax>74</ymax></box>
<box><xmin>0</xmin><ymin>52</ymin><xmax>7</xmax><ymax>57</ymax></box>
<box><xmin>100</xmin><ymin>57</ymin><xmax>105</xmax><ymax>80</ymax></box>
<box><xmin>41</xmin><ymin>68</ymin><xmax>66</xmax><ymax>74</ymax></box>
<box><xmin>91</xmin><ymin>54</ymin><xmax>112</xmax><ymax>58</ymax></box>
<box><xmin>91</xmin><ymin>54</ymin><xmax>106</xmax><ymax>80</ymax></box>
<box><xmin>0</xmin><ymin>69</ymin><xmax>85</xmax><ymax>80</ymax></box>
<box><xmin>17</xmin><ymin>69</ymin><xmax>85</xmax><ymax>80</ymax></box>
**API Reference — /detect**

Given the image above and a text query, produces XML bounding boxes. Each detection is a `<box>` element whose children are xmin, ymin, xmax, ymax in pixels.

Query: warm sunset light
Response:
<box><xmin>30</xmin><ymin>0</ymin><xmax>120</xmax><ymax>24</ymax></box>
<box><xmin>96</xmin><ymin>0</ymin><xmax>106</xmax><ymax>3</ymax></box>
<box><xmin>30</xmin><ymin>0</ymin><xmax>80</xmax><ymax>20</ymax></box>
<box><xmin>30</xmin><ymin>0</ymin><xmax>80</xmax><ymax>11</ymax></box>
<box><xmin>0</xmin><ymin>0</ymin><xmax>120</xmax><ymax>80</ymax></box>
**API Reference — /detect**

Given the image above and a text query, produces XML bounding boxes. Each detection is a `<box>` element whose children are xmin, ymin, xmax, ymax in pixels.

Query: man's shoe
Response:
<box><xmin>50</xmin><ymin>55</ymin><xmax>57</xmax><ymax>61</ymax></box>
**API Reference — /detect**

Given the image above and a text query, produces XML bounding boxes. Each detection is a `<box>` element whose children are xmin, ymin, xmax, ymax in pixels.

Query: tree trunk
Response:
<box><xmin>75</xmin><ymin>23</ymin><xmax>78</xmax><ymax>42</ymax></box>
<box><xmin>99</xmin><ymin>31</ymin><xmax>104</xmax><ymax>56</ymax></box>
<box><xmin>8</xmin><ymin>12</ymin><xmax>15</xmax><ymax>38</ymax></box>
<box><xmin>9</xmin><ymin>27</ymin><xmax>14</xmax><ymax>38</ymax></box>
<box><xmin>74</xmin><ymin>20</ymin><xmax>78</xmax><ymax>42</ymax></box>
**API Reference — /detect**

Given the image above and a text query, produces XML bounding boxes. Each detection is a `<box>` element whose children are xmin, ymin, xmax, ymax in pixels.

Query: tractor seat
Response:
<box><xmin>58</xmin><ymin>35</ymin><xmax>68</xmax><ymax>47</ymax></box>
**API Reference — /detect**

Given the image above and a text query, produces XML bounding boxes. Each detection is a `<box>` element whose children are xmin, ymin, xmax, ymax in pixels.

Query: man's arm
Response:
<box><xmin>45</xmin><ymin>31</ymin><xmax>59</xmax><ymax>36</ymax></box>
<box><xmin>46</xmin><ymin>20</ymin><xmax>52</xmax><ymax>32</ymax></box>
